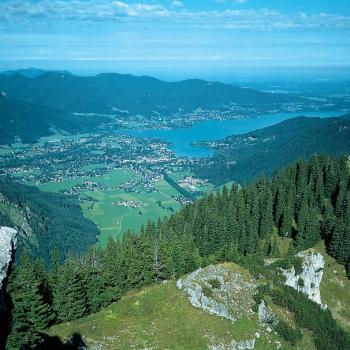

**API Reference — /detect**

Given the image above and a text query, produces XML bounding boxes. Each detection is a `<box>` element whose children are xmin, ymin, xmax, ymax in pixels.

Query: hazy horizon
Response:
<box><xmin>1</xmin><ymin>0</ymin><xmax>350</xmax><ymax>82</ymax></box>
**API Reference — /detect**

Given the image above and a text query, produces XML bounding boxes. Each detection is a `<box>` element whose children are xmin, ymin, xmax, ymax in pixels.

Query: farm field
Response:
<box><xmin>37</xmin><ymin>167</ymin><xmax>184</xmax><ymax>246</ymax></box>
<box><xmin>82</xmin><ymin>185</ymin><xmax>182</xmax><ymax>245</ymax></box>
<box><xmin>35</xmin><ymin>165</ymin><xmax>223</xmax><ymax>246</ymax></box>
<box><xmin>37</xmin><ymin>168</ymin><xmax>135</xmax><ymax>193</ymax></box>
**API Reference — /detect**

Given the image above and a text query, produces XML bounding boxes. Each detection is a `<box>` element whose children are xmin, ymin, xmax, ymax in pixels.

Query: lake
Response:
<box><xmin>121</xmin><ymin>110</ymin><xmax>347</xmax><ymax>158</ymax></box>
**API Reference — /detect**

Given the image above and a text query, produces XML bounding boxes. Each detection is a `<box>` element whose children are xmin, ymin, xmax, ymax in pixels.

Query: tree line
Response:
<box><xmin>6</xmin><ymin>154</ymin><xmax>350</xmax><ymax>349</ymax></box>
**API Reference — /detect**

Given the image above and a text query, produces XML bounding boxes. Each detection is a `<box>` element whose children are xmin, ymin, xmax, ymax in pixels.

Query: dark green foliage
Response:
<box><xmin>297</xmin><ymin>277</ymin><xmax>304</xmax><ymax>288</ymax></box>
<box><xmin>208</xmin><ymin>278</ymin><xmax>221</xmax><ymax>289</ymax></box>
<box><xmin>274</xmin><ymin>319</ymin><xmax>302</xmax><ymax>346</ymax></box>
<box><xmin>53</xmin><ymin>260</ymin><xmax>88</xmax><ymax>323</ymax></box>
<box><xmin>252</xmin><ymin>285</ymin><xmax>270</xmax><ymax>312</ymax></box>
<box><xmin>272</xmin><ymin>256</ymin><xmax>303</xmax><ymax>276</ymax></box>
<box><xmin>269</xmin><ymin>286</ymin><xmax>350</xmax><ymax>350</ymax></box>
<box><xmin>194</xmin><ymin>116</ymin><xmax>350</xmax><ymax>185</ymax></box>
<box><xmin>202</xmin><ymin>286</ymin><xmax>214</xmax><ymax>298</ymax></box>
<box><xmin>6</xmin><ymin>252</ymin><xmax>53</xmax><ymax>350</ymax></box>
<box><xmin>0</xmin><ymin>178</ymin><xmax>98</xmax><ymax>266</ymax></box>
<box><xmin>6</xmin><ymin>155</ymin><xmax>350</xmax><ymax>348</ymax></box>
<box><xmin>0</xmin><ymin>94</ymin><xmax>110</xmax><ymax>145</ymax></box>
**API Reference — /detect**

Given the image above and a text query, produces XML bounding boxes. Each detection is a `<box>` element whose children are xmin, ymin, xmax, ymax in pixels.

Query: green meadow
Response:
<box><xmin>82</xmin><ymin>186</ymin><xmax>181</xmax><ymax>245</ymax></box>
<box><xmin>35</xmin><ymin>166</ymin><xmax>224</xmax><ymax>246</ymax></box>
<box><xmin>37</xmin><ymin>167</ymin><xmax>183</xmax><ymax>246</ymax></box>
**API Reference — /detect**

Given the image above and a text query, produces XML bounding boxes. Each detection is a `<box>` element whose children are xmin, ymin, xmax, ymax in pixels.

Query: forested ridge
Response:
<box><xmin>194</xmin><ymin>116</ymin><xmax>350</xmax><ymax>185</ymax></box>
<box><xmin>5</xmin><ymin>155</ymin><xmax>350</xmax><ymax>349</ymax></box>
<box><xmin>0</xmin><ymin>71</ymin><xmax>292</xmax><ymax>117</ymax></box>
<box><xmin>0</xmin><ymin>94</ymin><xmax>110</xmax><ymax>145</ymax></box>
<box><xmin>0</xmin><ymin>179</ymin><xmax>98</xmax><ymax>265</ymax></box>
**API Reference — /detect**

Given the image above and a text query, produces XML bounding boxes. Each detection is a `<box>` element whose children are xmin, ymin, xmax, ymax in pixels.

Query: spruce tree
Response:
<box><xmin>53</xmin><ymin>260</ymin><xmax>87</xmax><ymax>322</ymax></box>
<box><xmin>259</xmin><ymin>183</ymin><xmax>274</xmax><ymax>239</ymax></box>
<box><xmin>7</xmin><ymin>251</ymin><xmax>53</xmax><ymax>350</ymax></box>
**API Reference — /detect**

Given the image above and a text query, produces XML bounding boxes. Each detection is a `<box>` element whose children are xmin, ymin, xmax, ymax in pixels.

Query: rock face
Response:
<box><xmin>0</xmin><ymin>226</ymin><xmax>17</xmax><ymax>290</ymax></box>
<box><xmin>0</xmin><ymin>226</ymin><xmax>18</xmax><ymax>348</ymax></box>
<box><xmin>258</xmin><ymin>300</ymin><xmax>277</xmax><ymax>327</ymax></box>
<box><xmin>282</xmin><ymin>251</ymin><xmax>325</xmax><ymax>305</ymax></box>
<box><xmin>176</xmin><ymin>264</ymin><xmax>256</xmax><ymax>321</ymax></box>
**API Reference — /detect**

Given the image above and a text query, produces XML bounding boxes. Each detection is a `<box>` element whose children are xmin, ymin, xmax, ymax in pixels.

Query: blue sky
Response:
<box><xmin>0</xmin><ymin>0</ymin><xmax>349</xmax><ymax>79</ymax></box>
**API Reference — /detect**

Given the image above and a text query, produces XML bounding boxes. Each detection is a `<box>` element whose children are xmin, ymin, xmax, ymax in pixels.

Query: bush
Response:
<box><xmin>297</xmin><ymin>277</ymin><xmax>304</xmax><ymax>288</ymax></box>
<box><xmin>274</xmin><ymin>319</ymin><xmax>302</xmax><ymax>346</ymax></box>
<box><xmin>269</xmin><ymin>285</ymin><xmax>350</xmax><ymax>350</ymax></box>
<box><xmin>208</xmin><ymin>278</ymin><xmax>221</xmax><ymax>289</ymax></box>
<box><xmin>202</xmin><ymin>286</ymin><xmax>213</xmax><ymax>298</ymax></box>
<box><xmin>273</xmin><ymin>256</ymin><xmax>303</xmax><ymax>275</ymax></box>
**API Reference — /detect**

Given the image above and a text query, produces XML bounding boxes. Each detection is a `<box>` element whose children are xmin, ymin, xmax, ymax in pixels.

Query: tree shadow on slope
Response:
<box><xmin>33</xmin><ymin>332</ymin><xmax>87</xmax><ymax>350</ymax></box>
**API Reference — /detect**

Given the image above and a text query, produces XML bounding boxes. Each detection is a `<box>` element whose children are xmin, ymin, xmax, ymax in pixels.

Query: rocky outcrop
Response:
<box><xmin>208</xmin><ymin>338</ymin><xmax>255</xmax><ymax>350</ymax></box>
<box><xmin>0</xmin><ymin>226</ymin><xmax>18</xmax><ymax>348</ymax></box>
<box><xmin>281</xmin><ymin>251</ymin><xmax>325</xmax><ymax>305</ymax></box>
<box><xmin>258</xmin><ymin>300</ymin><xmax>277</xmax><ymax>327</ymax></box>
<box><xmin>176</xmin><ymin>264</ymin><xmax>256</xmax><ymax>321</ymax></box>
<box><xmin>0</xmin><ymin>226</ymin><xmax>17</xmax><ymax>290</ymax></box>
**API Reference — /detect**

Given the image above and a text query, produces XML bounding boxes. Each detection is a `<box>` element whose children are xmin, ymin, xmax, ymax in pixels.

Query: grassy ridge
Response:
<box><xmin>48</xmin><ymin>248</ymin><xmax>350</xmax><ymax>349</ymax></box>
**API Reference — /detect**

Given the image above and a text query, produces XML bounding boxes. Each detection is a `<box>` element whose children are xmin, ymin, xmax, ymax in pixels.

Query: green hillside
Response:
<box><xmin>0</xmin><ymin>94</ymin><xmax>110</xmax><ymax>145</ymax></box>
<box><xmin>0</xmin><ymin>179</ymin><xmax>98</xmax><ymax>265</ymax></box>
<box><xmin>194</xmin><ymin>116</ymin><xmax>350</xmax><ymax>185</ymax></box>
<box><xmin>0</xmin><ymin>71</ymin><xmax>293</xmax><ymax>117</ymax></box>
<box><xmin>47</xmin><ymin>245</ymin><xmax>350</xmax><ymax>350</ymax></box>
<box><xmin>5</xmin><ymin>155</ymin><xmax>350</xmax><ymax>350</ymax></box>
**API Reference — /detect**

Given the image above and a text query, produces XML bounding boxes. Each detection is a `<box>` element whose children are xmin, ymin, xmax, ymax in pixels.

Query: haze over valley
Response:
<box><xmin>1</xmin><ymin>1</ymin><xmax>350</xmax><ymax>350</ymax></box>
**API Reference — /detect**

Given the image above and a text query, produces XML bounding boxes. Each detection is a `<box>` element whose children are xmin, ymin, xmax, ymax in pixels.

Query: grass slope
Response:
<box><xmin>317</xmin><ymin>242</ymin><xmax>350</xmax><ymax>332</ymax></box>
<box><xmin>49</xmin><ymin>280</ymin><xmax>257</xmax><ymax>350</ymax></box>
<box><xmin>48</xmin><ymin>262</ymin><xmax>317</xmax><ymax>350</ymax></box>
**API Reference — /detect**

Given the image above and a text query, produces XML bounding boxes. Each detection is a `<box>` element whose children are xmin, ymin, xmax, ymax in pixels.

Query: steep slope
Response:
<box><xmin>0</xmin><ymin>94</ymin><xmax>110</xmax><ymax>144</ymax></box>
<box><xmin>5</xmin><ymin>155</ymin><xmax>350</xmax><ymax>349</ymax></box>
<box><xmin>48</xmin><ymin>248</ymin><xmax>350</xmax><ymax>350</ymax></box>
<box><xmin>195</xmin><ymin>115</ymin><xmax>350</xmax><ymax>184</ymax></box>
<box><xmin>46</xmin><ymin>264</ymin><xmax>274</xmax><ymax>350</ymax></box>
<box><xmin>0</xmin><ymin>227</ymin><xmax>17</xmax><ymax>349</ymax></box>
<box><xmin>0</xmin><ymin>179</ymin><xmax>98</xmax><ymax>266</ymax></box>
<box><xmin>0</xmin><ymin>71</ymin><xmax>294</xmax><ymax>116</ymax></box>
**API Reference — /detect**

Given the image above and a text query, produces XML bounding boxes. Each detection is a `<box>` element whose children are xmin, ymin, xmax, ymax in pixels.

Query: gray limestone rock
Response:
<box><xmin>0</xmin><ymin>226</ymin><xmax>17</xmax><ymax>290</ymax></box>
<box><xmin>177</xmin><ymin>264</ymin><xmax>256</xmax><ymax>322</ymax></box>
<box><xmin>281</xmin><ymin>251</ymin><xmax>325</xmax><ymax>305</ymax></box>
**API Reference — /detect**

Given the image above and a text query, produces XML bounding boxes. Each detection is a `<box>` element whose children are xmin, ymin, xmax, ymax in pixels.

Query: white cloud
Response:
<box><xmin>172</xmin><ymin>1</ymin><xmax>184</xmax><ymax>8</ymax></box>
<box><xmin>112</xmin><ymin>1</ymin><xmax>169</xmax><ymax>17</ymax></box>
<box><xmin>213</xmin><ymin>0</ymin><xmax>247</xmax><ymax>3</ymax></box>
<box><xmin>0</xmin><ymin>0</ymin><xmax>349</xmax><ymax>31</ymax></box>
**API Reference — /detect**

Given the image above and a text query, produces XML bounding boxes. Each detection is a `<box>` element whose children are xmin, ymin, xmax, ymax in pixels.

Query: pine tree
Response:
<box><xmin>259</xmin><ymin>183</ymin><xmax>274</xmax><ymax>239</ymax></box>
<box><xmin>100</xmin><ymin>238</ymin><xmax>125</xmax><ymax>305</ymax></box>
<box><xmin>6</xmin><ymin>251</ymin><xmax>53</xmax><ymax>350</ymax></box>
<box><xmin>53</xmin><ymin>260</ymin><xmax>87</xmax><ymax>322</ymax></box>
<box><xmin>81</xmin><ymin>246</ymin><xmax>106</xmax><ymax>313</ymax></box>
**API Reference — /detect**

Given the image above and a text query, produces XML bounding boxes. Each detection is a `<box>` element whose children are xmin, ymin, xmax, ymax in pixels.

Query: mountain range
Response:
<box><xmin>0</xmin><ymin>70</ymin><xmax>295</xmax><ymax>117</ymax></box>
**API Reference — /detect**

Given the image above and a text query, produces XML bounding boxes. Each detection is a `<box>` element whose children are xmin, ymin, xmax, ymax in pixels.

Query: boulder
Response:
<box><xmin>177</xmin><ymin>263</ymin><xmax>256</xmax><ymax>321</ymax></box>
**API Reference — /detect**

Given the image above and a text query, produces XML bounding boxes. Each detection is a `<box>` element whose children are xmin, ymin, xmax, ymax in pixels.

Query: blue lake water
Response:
<box><xmin>122</xmin><ymin>110</ymin><xmax>346</xmax><ymax>158</ymax></box>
